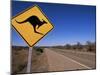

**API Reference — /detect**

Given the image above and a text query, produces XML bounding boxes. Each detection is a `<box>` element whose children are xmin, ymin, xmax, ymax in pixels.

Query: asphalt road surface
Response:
<box><xmin>44</xmin><ymin>48</ymin><xmax>96</xmax><ymax>71</ymax></box>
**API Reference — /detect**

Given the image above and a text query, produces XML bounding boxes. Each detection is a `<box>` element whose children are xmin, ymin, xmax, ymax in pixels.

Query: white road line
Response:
<box><xmin>46</xmin><ymin>48</ymin><xmax>92</xmax><ymax>69</ymax></box>
<box><xmin>59</xmin><ymin>53</ymin><xmax>92</xmax><ymax>69</ymax></box>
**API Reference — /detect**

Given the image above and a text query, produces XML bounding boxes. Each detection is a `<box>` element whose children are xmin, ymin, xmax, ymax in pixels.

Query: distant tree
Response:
<box><xmin>71</xmin><ymin>42</ymin><xmax>83</xmax><ymax>50</ymax></box>
<box><xmin>65</xmin><ymin>44</ymin><xmax>71</xmax><ymax>49</ymax></box>
<box><xmin>86</xmin><ymin>41</ymin><xmax>96</xmax><ymax>52</ymax></box>
<box><xmin>86</xmin><ymin>41</ymin><xmax>91</xmax><ymax>45</ymax></box>
<box><xmin>76</xmin><ymin>42</ymin><xmax>83</xmax><ymax>50</ymax></box>
<box><xmin>92</xmin><ymin>42</ymin><xmax>96</xmax><ymax>52</ymax></box>
<box><xmin>71</xmin><ymin>45</ymin><xmax>77</xmax><ymax>50</ymax></box>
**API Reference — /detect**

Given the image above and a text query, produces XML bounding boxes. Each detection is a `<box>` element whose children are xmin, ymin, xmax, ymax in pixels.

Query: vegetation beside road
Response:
<box><xmin>12</xmin><ymin>46</ymin><xmax>45</xmax><ymax>74</ymax></box>
<box><xmin>11</xmin><ymin>41</ymin><xmax>96</xmax><ymax>74</ymax></box>
<box><xmin>52</xmin><ymin>41</ymin><xmax>96</xmax><ymax>52</ymax></box>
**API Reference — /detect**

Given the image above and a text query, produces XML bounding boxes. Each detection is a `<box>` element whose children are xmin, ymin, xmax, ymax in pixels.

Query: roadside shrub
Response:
<box><xmin>18</xmin><ymin>64</ymin><xmax>26</xmax><ymax>72</ymax></box>
<box><xmin>36</xmin><ymin>48</ymin><xmax>44</xmax><ymax>53</ymax></box>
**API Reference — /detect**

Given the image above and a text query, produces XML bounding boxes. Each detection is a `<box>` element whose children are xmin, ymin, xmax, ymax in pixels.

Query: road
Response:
<box><xmin>44</xmin><ymin>48</ymin><xmax>96</xmax><ymax>71</ymax></box>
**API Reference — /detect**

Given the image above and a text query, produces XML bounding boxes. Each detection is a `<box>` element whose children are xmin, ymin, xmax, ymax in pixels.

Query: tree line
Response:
<box><xmin>52</xmin><ymin>41</ymin><xmax>96</xmax><ymax>52</ymax></box>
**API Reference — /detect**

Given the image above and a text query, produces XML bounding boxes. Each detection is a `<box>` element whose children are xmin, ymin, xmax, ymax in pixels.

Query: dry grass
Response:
<box><xmin>12</xmin><ymin>48</ymin><xmax>28</xmax><ymax>74</ymax></box>
<box><xmin>11</xmin><ymin>46</ymin><xmax>48</xmax><ymax>74</ymax></box>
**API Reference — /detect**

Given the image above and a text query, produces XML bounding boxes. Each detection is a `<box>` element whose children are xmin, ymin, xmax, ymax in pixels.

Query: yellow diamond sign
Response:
<box><xmin>11</xmin><ymin>5</ymin><xmax>54</xmax><ymax>47</ymax></box>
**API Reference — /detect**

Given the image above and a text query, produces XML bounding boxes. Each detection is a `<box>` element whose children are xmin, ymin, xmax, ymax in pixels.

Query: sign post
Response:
<box><xmin>27</xmin><ymin>47</ymin><xmax>33</xmax><ymax>73</ymax></box>
<box><xmin>11</xmin><ymin>5</ymin><xmax>54</xmax><ymax>73</ymax></box>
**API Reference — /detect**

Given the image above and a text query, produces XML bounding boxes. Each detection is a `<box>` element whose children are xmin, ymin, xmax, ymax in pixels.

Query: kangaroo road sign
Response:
<box><xmin>11</xmin><ymin>5</ymin><xmax>54</xmax><ymax>47</ymax></box>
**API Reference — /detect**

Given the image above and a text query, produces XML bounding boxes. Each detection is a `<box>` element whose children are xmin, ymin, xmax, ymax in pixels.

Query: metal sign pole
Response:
<box><xmin>27</xmin><ymin>47</ymin><xmax>33</xmax><ymax>73</ymax></box>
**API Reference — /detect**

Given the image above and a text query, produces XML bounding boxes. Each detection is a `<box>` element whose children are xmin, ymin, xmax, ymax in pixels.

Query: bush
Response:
<box><xmin>36</xmin><ymin>48</ymin><xmax>44</xmax><ymax>53</ymax></box>
<box><xmin>86</xmin><ymin>41</ymin><xmax>96</xmax><ymax>52</ymax></box>
<box><xmin>65</xmin><ymin>44</ymin><xmax>71</xmax><ymax>49</ymax></box>
<box><xmin>18</xmin><ymin>64</ymin><xmax>26</xmax><ymax>72</ymax></box>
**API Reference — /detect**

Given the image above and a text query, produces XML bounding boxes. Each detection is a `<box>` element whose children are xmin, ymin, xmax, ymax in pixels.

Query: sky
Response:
<box><xmin>11</xmin><ymin>1</ymin><xmax>96</xmax><ymax>46</ymax></box>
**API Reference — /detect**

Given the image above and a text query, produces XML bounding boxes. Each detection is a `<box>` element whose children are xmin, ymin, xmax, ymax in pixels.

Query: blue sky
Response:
<box><xmin>11</xmin><ymin>1</ymin><xmax>96</xmax><ymax>46</ymax></box>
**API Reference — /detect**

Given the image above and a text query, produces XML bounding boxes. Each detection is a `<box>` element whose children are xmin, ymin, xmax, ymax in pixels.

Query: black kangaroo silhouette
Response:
<box><xmin>15</xmin><ymin>15</ymin><xmax>47</xmax><ymax>35</ymax></box>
